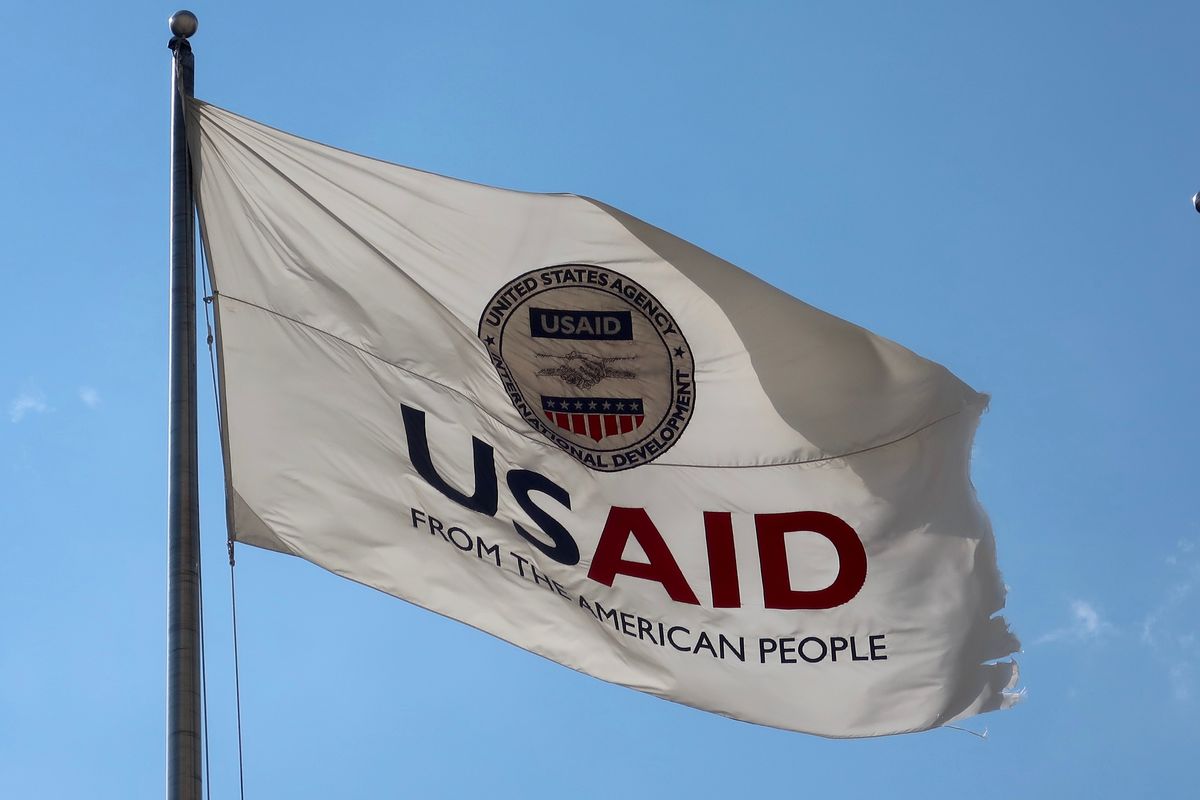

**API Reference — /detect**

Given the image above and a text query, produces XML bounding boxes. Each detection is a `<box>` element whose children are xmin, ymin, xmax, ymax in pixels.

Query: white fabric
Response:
<box><xmin>189</xmin><ymin>98</ymin><xmax>1019</xmax><ymax>737</ymax></box>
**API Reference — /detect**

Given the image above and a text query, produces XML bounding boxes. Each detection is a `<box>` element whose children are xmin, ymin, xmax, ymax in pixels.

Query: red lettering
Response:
<box><xmin>703</xmin><ymin>511</ymin><xmax>741</xmax><ymax>608</ymax></box>
<box><xmin>587</xmin><ymin>507</ymin><xmax>700</xmax><ymax>604</ymax></box>
<box><xmin>756</xmin><ymin>511</ymin><xmax>866</xmax><ymax>610</ymax></box>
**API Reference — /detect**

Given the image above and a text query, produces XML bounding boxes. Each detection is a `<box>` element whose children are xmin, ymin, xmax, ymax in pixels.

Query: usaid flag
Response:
<box><xmin>189</xmin><ymin>98</ymin><xmax>1020</xmax><ymax>737</ymax></box>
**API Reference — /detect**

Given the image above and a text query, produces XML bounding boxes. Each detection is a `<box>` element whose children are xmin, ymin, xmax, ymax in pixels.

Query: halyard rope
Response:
<box><xmin>200</xmin><ymin>236</ymin><xmax>247</xmax><ymax>800</ymax></box>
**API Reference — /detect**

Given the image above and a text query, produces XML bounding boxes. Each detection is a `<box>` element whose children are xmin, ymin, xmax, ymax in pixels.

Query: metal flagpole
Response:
<box><xmin>167</xmin><ymin>10</ymin><xmax>202</xmax><ymax>800</ymax></box>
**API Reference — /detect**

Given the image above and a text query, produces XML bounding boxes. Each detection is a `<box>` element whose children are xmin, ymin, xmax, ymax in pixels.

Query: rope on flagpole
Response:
<box><xmin>227</xmin><ymin>545</ymin><xmax>247</xmax><ymax>800</ymax></box>
<box><xmin>197</xmin><ymin>531</ymin><xmax>212</xmax><ymax>800</ymax></box>
<box><xmin>200</xmin><ymin>238</ymin><xmax>247</xmax><ymax>800</ymax></box>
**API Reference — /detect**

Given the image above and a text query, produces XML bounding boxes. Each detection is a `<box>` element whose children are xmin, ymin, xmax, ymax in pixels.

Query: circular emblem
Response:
<box><xmin>479</xmin><ymin>264</ymin><xmax>695</xmax><ymax>472</ymax></box>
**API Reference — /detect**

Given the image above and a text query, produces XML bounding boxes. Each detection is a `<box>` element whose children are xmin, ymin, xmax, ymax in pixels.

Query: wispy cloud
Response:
<box><xmin>1142</xmin><ymin>539</ymin><xmax>1200</xmax><ymax>702</ymax></box>
<box><xmin>1031</xmin><ymin>544</ymin><xmax>1197</xmax><ymax>704</ymax></box>
<box><xmin>1036</xmin><ymin>599</ymin><xmax>1112</xmax><ymax>644</ymax></box>
<box><xmin>1070</xmin><ymin>600</ymin><xmax>1104</xmax><ymax>637</ymax></box>
<box><xmin>1168</xmin><ymin>663</ymin><xmax>1194</xmax><ymax>703</ymax></box>
<box><xmin>78</xmin><ymin>386</ymin><xmax>101</xmax><ymax>408</ymax></box>
<box><xmin>9</xmin><ymin>388</ymin><xmax>48</xmax><ymax>423</ymax></box>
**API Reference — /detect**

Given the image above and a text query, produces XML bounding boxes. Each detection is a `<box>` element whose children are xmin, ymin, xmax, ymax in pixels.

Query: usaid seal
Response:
<box><xmin>479</xmin><ymin>264</ymin><xmax>695</xmax><ymax>472</ymax></box>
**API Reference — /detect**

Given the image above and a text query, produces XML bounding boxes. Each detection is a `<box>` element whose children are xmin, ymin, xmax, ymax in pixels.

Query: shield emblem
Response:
<box><xmin>541</xmin><ymin>396</ymin><xmax>645</xmax><ymax>443</ymax></box>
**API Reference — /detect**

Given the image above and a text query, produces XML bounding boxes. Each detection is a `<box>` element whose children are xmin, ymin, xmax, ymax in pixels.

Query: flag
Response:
<box><xmin>188</xmin><ymin>98</ymin><xmax>1019</xmax><ymax>737</ymax></box>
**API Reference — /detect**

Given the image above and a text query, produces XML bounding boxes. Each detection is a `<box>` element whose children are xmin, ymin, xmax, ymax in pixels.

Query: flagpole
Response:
<box><xmin>167</xmin><ymin>10</ymin><xmax>202</xmax><ymax>800</ymax></box>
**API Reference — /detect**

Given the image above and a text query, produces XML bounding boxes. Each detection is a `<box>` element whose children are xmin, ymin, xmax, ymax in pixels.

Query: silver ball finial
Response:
<box><xmin>1193</xmin><ymin>192</ymin><xmax>1200</xmax><ymax>215</ymax></box>
<box><xmin>169</xmin><ymin>10</ymin><xmax>198</xmax><ymax>38</ymax></box>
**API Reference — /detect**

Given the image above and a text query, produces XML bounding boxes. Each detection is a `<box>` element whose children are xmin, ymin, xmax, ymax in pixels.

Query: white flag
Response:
<box><xmin>189</xmin><ymin>98</ymin><xmax>1019</xmax><ymax>737</ymax></box>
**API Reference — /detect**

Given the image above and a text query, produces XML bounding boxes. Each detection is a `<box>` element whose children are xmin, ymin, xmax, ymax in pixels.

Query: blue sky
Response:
<box><xmin>1</xmin><ymin>1</ymin><xmax>1197</xmax><ymax>797</ymax></box>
